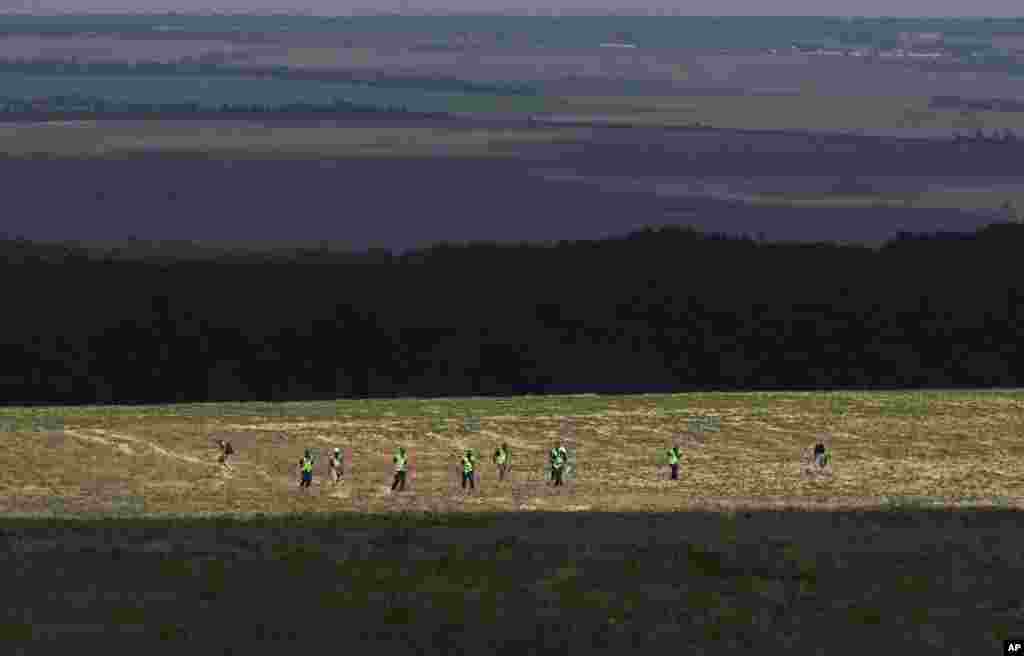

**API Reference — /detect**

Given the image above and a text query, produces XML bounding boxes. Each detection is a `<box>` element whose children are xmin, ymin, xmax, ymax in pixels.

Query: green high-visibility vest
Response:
<box><xmin>462</xmin><ymin>455</ymin><xmax>474</xmax><ymax>473</ymax></box>
<box><xmin>667</xmin><ymin>449</ymin><xmax>680</xmax><ymax>465</ymax></box>
<box><xmin>302</xmin><ymin>458</ymin><xmax>313</xmax><ymax>473</ymax></box>
<box><xmin>495</xmin><ymin>448</ymin><xmax>507</xmax><ymax>464</ymax></box>
<box><xmin>394</xmin><ymin>454</ymin><xmax>407</xmax><ymax>472</ymax></box>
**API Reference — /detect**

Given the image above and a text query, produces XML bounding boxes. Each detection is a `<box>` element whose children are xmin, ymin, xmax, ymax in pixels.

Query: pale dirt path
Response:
<box><xmin>90</xmin><ymin>428</ymin><xmax>208</xmax><ymax>466</ymax></box>
<box><xmin>65</xmin><ymin>427</ymin><xmax>289</xmax><ymax>487</ymax></box>
<box><xmin>64</xmin><ymin>429</ymin><xmax>137</xmax><ymax>455</ymax></box>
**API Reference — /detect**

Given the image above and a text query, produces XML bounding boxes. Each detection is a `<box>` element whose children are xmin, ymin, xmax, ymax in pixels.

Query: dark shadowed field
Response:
<box><xmin>1</xmin><ymin>510</ymin><xmax>1018</xmax><ymax>653</ymax></box>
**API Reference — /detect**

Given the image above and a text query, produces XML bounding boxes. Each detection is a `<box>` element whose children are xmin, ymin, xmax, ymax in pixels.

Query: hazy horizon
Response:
<box><xmin>0</xmin><ymin>5</ymin><xmax>1021</xmax><ymax>18</ymax></box>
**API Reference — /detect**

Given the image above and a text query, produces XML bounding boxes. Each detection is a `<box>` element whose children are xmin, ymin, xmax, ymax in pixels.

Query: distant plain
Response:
<box><xmin>3</xmin><ymin>21</ymin><xmax>1024</xmax><ymax>248</ymax></box>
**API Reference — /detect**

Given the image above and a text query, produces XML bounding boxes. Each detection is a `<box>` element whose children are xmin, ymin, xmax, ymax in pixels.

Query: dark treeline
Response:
<box><xmin>3</xmin><ymin>222</ymin><xmax>1023</xmax><ymax>406</ymax></box>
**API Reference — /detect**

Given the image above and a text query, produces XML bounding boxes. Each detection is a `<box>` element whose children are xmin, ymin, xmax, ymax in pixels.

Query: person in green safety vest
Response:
<box><xmin>667</xmin><ymin>444</ymin><xmax>681</xmax><ymax>480</ymax></box>
<box><xmin>493</xmin><ymin>442</ymin><xmax>510</xmax><ymax>481</ymax></box>
<box><xmin>461</xmin><ymin>449</ymin><xmax>476</xmax><ymax>491</ymax></box>
<box><xmin>551</xmin><ymin>443</ymin><xmax>566</xmax><ymax>487</ymax></box>
<box><xmin>298</xmin><ymin>449</ymin><xmax>314</xmax><ymax>490</ymax></box>
<box><xmin>391</xmin><ymin>447</ymin><xmax>408</xmax><ymax>492</ymax></box>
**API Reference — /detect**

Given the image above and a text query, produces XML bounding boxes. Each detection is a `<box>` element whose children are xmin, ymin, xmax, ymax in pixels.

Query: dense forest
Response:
<box><xmin>2</xmin><ymin>222</ymin><xmax>1022</xmax><ymax>405</ymax></box>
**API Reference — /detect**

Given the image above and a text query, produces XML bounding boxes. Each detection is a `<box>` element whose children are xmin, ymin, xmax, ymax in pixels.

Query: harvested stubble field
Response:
<box><xmin>1</xmin><ymin>391</ymin><xmax>1022</xmax><ymax>652</ymax></box>
<box><xmin>3</xmin><ymin>390</ymin><xmax>1022</xmax><ymax>515</ymax></box>
<box><xmin>0</xmin><ymin>120</ymin><xmax>590</xmax><ymax>158</ymax></box>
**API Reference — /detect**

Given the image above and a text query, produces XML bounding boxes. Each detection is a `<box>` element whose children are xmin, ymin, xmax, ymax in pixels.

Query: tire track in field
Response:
<box><xmin>308</xmin><ymin>434</ymin><xmax>342</xmax><ymax>446</ymax></box>
<box><xmin>203</xmin><ymin>426</ymin><xmax>380</xmax><ymax>491</ymax></box>
<box><xmin>63</xmin><ymin>429</ymin><xmax>136</xmax><ymax>455</ymax></box>
<box><xmin>90</xmin><ymin>428</ymin><xmax>208</xmax><ymax>466</ymax></box>
<box><xmin>477</xmin><ymin>428</ymin><xmax>536</xmax><ymax>453</ymax></box>
<box><xmin>67</xmin><ymin>428</ymin><xmax>285</xmax><ymax>487</ymax></box>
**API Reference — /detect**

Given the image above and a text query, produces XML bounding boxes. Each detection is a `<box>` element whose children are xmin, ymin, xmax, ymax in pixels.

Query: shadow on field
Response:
<box><xmin>0</xmin><ymin>510</ymin><xmax>1015</xmax><ymax>652</ymax></box>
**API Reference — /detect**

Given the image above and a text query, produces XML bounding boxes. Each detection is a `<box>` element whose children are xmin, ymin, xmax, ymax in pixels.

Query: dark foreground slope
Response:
<box><xmin>0</xmin><ymin>511</ymin><xmax>1015</xmax><ymax>653</ymax></box>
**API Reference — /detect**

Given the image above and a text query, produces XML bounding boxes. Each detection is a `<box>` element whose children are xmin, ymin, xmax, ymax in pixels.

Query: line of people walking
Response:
<box><xmin>292</xmin><ymin>441</ymin><xmax>555</xmax><ymax>492</ymax></box>
<box><xmin>292</xmin><ymin>440</ymin><xmax>711</xmax><ymax>492</ymax></box>
<box><xmin>260</xmin><ymin>438</ymin><xmax>832</xmax><ymax>492</ymax></box>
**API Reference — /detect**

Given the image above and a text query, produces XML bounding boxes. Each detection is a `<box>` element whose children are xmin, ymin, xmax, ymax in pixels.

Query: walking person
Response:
<box><xmin>667</xmin><ymin>444</ymin><xmax>681</xmax><ymax>480</ymax></box>
<box><xmin>805</xmin><ymin>440</ymin><xmax>832</xmax><ymax>475</ymax></box>
<box><xmin>461</xmin><ymin>449</ymin><xmax>476</xmax><ymax>491</ymax></box>
<box><xmin>216</xmin><ymin>439</ymin><xmax>234</xmax><ymax>472</ymax></box>
<box><xmin>298</xmin><ymin>449</ymin><xmax>314</xmax><ymax>491</ymax></box>
<box><xmin>328</xmin><ymin>447</ymin><xmax>344</xmax><ymax>485</ymax></box>
<box><xmin>812</xmin><ymin>442</ymin><xmax>830</xmax><ymax>469</ymax></box>
<box><xmin>493</xmin><ymin>442</ymin><xmax>510</xmax><ymax>481</ymax></box>
<box><xmin>391</xmin><ymin>447</ymin><xmax>408</xmax><ymax>492</ymax></box>
<box><xmin>551</xmin><ymin>443</ymin><xmax>566</xmax><ymax>488</ymax></box>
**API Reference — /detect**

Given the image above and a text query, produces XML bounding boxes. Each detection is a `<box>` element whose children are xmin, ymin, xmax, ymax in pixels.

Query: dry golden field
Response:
<box><xmin>3</xmin><ymin>390</ymin><xmax>1022</xmax><ymax>517</ymax></box>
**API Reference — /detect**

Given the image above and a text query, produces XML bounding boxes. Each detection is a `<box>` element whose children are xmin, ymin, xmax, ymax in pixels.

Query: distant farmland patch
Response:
<box><xmin>0</xmin><ymin>71</ymin><xmax>551</xmax><ymax>116</ymax></box>
<box><xmin>0</xmin><ymin>121</ymin><xmax>588</xmax><ymax>157</ymax></box>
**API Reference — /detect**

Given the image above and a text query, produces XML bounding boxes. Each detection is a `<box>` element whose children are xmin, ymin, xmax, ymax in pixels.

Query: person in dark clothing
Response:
<box><xmin>493</xmin><ymin>442</ymin><xmax>510</xmax><ymax>481</ymax></box>
<box><xmin>813</xmin><ymin>443</ymin><xmax>829</xmax><ymax>469</ymax></box>
<box><xmin>217</xmin><ymin>440</ymin><xmax>234</xmax><ymax>471</ymax></box>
